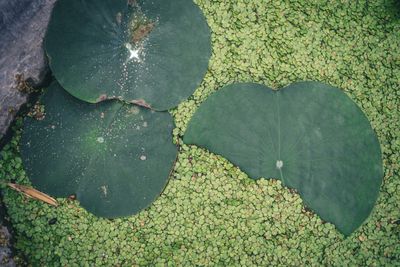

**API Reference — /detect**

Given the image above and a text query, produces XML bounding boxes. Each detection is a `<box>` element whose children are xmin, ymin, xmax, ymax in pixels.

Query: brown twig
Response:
<box><xmin>7</xmin><ymin>183</ymin><xmax>58</xmax><ymax>207</ymax></box>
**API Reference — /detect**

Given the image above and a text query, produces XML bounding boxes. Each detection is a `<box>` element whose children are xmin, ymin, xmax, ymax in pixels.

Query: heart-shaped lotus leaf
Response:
<box><xmin>45</xmin><ymin>0</ymin><xmax>211</xmax><ymax>110</ymax></box>
<box><xmin>21</xmin><ymin>82</ymin><xmax>177</xmax><ymax>218</ymax></box>
<box><xmin>184</xmin><ymin>81</ymin><xmax>383</xmax><ymax>236</ymax></box>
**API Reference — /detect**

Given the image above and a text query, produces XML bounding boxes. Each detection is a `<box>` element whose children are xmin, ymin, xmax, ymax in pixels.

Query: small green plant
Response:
<box><xmin>184</xmin><ymin>81</ymin><xmax>383</xmax><ymax>236</ymax></box>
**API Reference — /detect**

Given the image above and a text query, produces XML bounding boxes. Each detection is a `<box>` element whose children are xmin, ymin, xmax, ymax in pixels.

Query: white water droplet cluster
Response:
<box><xmin>125</xmin><ymin>43</ymin><xmax>141</xmax><ymax>62</ymax></box>
<box><xmin>276</xmin><ymin>160</ymin><xmax>283</xmax><ymax>169</ymax></box>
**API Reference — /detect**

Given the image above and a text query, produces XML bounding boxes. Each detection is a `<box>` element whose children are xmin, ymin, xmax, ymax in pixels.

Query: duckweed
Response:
<box><xmin>1</xmin><ymin>0</ymin><xmax>399</xmax><ymax>265</ymax></box>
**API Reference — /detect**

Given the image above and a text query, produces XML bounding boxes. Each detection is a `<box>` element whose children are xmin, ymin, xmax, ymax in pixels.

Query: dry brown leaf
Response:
<box><xmin>8</xmin><ymin>183</ymin><xmax>58</xmax><ymax>207</ymax></box>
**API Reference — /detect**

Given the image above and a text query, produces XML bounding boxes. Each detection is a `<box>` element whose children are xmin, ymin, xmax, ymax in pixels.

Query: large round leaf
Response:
<box><xmin>45</xmin><ymin>0</ymin><xmax>211</xmax><ymax>110</ymax></box>
<box><xmin>184</xmin><ymin>81</ymin><xmax>383</xmax><ymax>236</ymax></box>
<box><xmin>21</xmin><ymin>82</ymin><xmax>178</xmax><ymax>218</ymax></box>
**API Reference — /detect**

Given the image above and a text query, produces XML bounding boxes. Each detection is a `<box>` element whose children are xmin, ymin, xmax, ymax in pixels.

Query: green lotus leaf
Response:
<box><xmin>45</xmin><ymin>0</ymin><xmax>211</xmax><ymax>110</ymax></box>
<box><xmin>21</xmin><ymin>82</ymin><xmax>177</xmax><ymax>218</ymax></box>
<box><xmin>184</xmin><ymin>81</ymin><xmax>382</xmax><ymax>236</ymax></box>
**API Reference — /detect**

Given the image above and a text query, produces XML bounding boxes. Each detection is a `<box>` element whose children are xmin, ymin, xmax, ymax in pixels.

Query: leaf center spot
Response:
<box><xmin>97</xmin><ymin>137</ymin><xmax>105</xmax><ymax>143</ymax></box>
<box><xmin>125</xmin><ymin>43</ymin><xmax>141</xmax><ymax>62</ymax></box>
<box><xmin>100</xmin><ymin>185</ymin><xmax>108</xmax><ymax>197</ymax></box>
<box><xmin>276</xmin><ymin>160</ymin><xmax>283</xmax><ymax>169</ymax></box>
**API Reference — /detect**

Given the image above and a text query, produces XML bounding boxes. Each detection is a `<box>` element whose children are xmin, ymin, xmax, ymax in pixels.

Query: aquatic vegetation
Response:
<box><xmin>0</xmin><ymin>0</ymin><xmax>399</xmax><ymax>265</ymax></box>
<box><xmin>45</xmin><ymin>0</ymin><xmax>211</xmax><ymax>110</ymax></box>
<box><xmin>20</xmin><ymin>0</ymin><xmax>211</xmax><ymax>217</ymax></box>
<box><xmin>184</xmin><ymin>81</ymin><xmax>383</xmax><ymax>236</ymax></box>
<box><xmin>20</xmin><ymin>83</ymin><xmax>177</xmax><ymax>217</ymax></box>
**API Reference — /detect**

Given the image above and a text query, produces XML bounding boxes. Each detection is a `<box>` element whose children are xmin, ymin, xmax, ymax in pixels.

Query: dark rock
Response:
<box><xmin>0</xmin><ymin>226</ymin><xmax>14</xmax><ymax>267</ymax></box>
<box><xmin>48</xmin><ymin>217</ymin><xmax>57</xmax><ymax>225</ymax></box>
<box><xmin>0</xmin><ymin>1</ymin><xmax>56</xmax><ymax>264</ymax></box>
<box><xmin>0</xmin><ymin>0</ymin><xmax>56</xmax><ymax>139</ymax></box>
<box><xmin>0</xmin><ymin>200</ymin><xmax>15</xmax><ymax>267</ymax></box>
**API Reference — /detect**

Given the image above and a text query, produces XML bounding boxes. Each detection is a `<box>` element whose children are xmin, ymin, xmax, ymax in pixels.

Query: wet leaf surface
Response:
<box><xmin>184</xmin><ymin>81</ymin><xmax>383</xmax><ymax>235</ymax></box>
<box><xmin>21</xmin><ymin>82</ymin><xmax>178</xmax><ymax>217</ymax></box>
<box><xmin>45</xmin><ymin>0</ymin><xmax>211</xmax><ymax>110</ymax></box>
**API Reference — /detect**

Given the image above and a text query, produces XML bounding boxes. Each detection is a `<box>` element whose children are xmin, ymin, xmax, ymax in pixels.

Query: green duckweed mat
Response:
<box><xmin>1</xmin><ymin>0</ymin><xmax>399</xmax><ymax>265</ymax></box>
